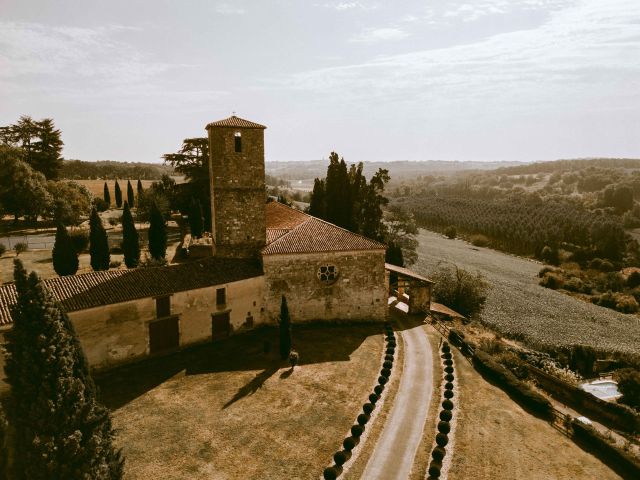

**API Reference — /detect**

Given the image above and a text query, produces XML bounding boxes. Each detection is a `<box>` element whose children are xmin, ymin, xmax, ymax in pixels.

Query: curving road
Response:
<box><xmin>361</xmin><ymin>322</ymin><xmax>433</xmax><ymax>479</ymax></box>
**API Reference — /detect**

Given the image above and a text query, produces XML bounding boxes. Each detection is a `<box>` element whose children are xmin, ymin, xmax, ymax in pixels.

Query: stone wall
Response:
<box><xmin>208</xmin><ymin>126</ymin><xmax>266</xmax><ymax>257</ymax></box>
<box><xmin>263</xmin><ymin>249</ymin><xmax>388</xmax><ymax>323</ymax></box>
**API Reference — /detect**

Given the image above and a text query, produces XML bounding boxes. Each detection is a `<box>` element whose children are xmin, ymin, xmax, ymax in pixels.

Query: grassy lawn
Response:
<box><xmin>95</xmin><ymin>324</ymin><xmax>383</xmax><ymax>480</ymax></box>
<box><xmin>447</xmin><ymin>345</ymin><xmax>620</xmax><ymax>480</ymax></box>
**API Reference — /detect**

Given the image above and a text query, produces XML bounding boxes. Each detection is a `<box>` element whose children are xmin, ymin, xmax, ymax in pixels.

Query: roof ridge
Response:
<box><xmin>303</xmin><ymin>214</ymin><xmax>387</xmax><ymax>249</ymax></box>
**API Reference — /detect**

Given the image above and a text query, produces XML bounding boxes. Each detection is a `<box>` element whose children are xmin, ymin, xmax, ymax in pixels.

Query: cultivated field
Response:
<box><xmin>74</xmin><ymin>179</ymin><xmax>155</xmax><ymax>199</ymax></box>
<box><xmin>413</xmin><ymin>229</ymin><xmax>640</xmax><ymax>353</ymax></box>
<box><xmin>96</xmin><ymin>325</ymin><xmax>383</xmax><ymax>480</ymax></box>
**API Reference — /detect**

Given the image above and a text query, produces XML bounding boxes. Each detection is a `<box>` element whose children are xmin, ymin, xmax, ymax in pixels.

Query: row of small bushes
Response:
<box><xmin>428</xmin><ymin>341</ymin><xmax>456</xmax><ymax>479</ymax></box>
<box><xmin>571</xmin><ymin>420</ymin><xmax>640</xmax><ymax>479</ymax></box>
<box><xmin>472</xmin><ymin>350</ymin><xmax>554</xmax><ymax>420</ymax></box>
<box><xmin>323</xmin><ymin>322</ymin><xmax>396</xmax><ymax>480</ymax></box>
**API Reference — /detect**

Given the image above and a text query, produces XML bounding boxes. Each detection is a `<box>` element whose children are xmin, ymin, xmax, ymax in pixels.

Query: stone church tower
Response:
<box><xmin>206</xmin><ymin>115</ymin><xmax>267</xmax><ymax>258</ymax></box>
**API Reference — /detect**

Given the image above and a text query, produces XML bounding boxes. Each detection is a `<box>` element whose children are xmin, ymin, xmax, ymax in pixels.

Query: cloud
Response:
<box><xmin>319</xmin><ymin>1</ymin><xmax>377</xmax><ymax>11</ymax></box>
<box><xmin>350</xmin><ymin>27</ymin><xmax>409</xmax><ymax>43</ymax></box>
<box><xmin>278</xmin><ymin>0</ymin><xmax>640</xmax><ymax>115</ymax></box>
<box><xmin>215</xmin><ymin>3</ymin><xmax>246</xmax><ymax>15</ymax></box>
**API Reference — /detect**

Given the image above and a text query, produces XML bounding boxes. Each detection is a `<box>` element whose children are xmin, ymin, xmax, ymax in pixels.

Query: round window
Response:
<box><xmin>317</xmin><ymin>264</ymin><xmax>339</xmax><ymax>285</ymax></box>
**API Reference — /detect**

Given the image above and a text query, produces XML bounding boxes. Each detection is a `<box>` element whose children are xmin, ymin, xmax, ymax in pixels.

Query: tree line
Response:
<box><xmin>61</xmin><ymin>160</ymin><xmax>170</xmax><ymax>180</ymax></box>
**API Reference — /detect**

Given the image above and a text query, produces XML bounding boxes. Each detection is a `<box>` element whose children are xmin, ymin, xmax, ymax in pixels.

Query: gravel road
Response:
<box><xmin>413</xmin><ymin>229</ymin><xmax>640</xmax><ymax>353</ymax></box>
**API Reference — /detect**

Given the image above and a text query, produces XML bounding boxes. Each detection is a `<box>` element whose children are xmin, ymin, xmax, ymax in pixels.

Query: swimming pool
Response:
<box><xmin>580</xmin><ymin>379</ymin><xmax>622</xmax><ymax>401</ymax></box>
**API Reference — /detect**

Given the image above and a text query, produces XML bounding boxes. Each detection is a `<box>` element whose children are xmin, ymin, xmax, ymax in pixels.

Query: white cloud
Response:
<box><xmin>215</xmin><ymin>3</ymin><xmax>246</xmax><ymax>15</ymax></box>
<box><xmin>350</xmin><ymin>26</ymin><xmax>409</xmax><ymax>43</ymax></box>
<box><xmin>318</xmin><ymin>1</ymin><xmax>378</xmax><ymax>12</ymax></box>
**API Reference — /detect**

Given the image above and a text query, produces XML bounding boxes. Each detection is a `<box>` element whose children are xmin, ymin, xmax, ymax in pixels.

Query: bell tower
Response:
<box><xmin>206</xmin><ymin>115</ymin><xmax>267</xmax><ymax>258</ymax></box>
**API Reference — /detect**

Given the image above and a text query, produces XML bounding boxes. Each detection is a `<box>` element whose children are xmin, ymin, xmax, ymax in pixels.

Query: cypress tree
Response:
<box><xmin>385</xmin><ymin>242</ymin><xmax>404</xmax><ymax>267</ymax></box>
<box><xmin>103</xmin><ymin>182</ymin><xmax>111</xmax><ymax>207</ymax></box>
<box><xmin>308</xmin><ymin>178</ymin><xmax>326</xmax><ymax>219</ymax></box>
<box><xmin>325</xmin><ymin>153</ymin><xmax>351</xmax><ymax>229</ymax></box>
<box><xmin>52</xmin><ymin>222</ymin><xmax>79</xmax><ymax>276</ymax></box>
<box><xmin>121</xmin><ymin>201</ymin><xmax>139</xmax><ymax>268</ymax></box>
<box><xmin>89</xmin><ymin>207</ymin><xmax>110</xmax><ymax>271</ymax></box>
<box><xmin>136</xmin><ymin>179</ymin><xmax>144</xmax><ymax>206</ymax></box>
<box><xmin>4</xmin><ymin>260</ymin><xmax>124</xmax><ymax>479</ymax></box>
<box><xmin>189</xmin><ymin>197</ymin><xmax>204</xmax><ymax>238</ymax></box>
<box><xmin>279</xmin><ymin>295</ymin><xmax>292</xmax><ymax>360</ymax></box>
<box><xmin>126</xmin><ymin>180</ymin><xmax>135</xmax><ymax>208</ymax></box>
<box><xmin>148</xmin><ymin>202</ymin><xmax>167</xmax><ymax>261</ymax></box>
<box><xmin>114</xmin><ymin>180</ymin><xmax>122</xmax><ymax>208</ymax></box>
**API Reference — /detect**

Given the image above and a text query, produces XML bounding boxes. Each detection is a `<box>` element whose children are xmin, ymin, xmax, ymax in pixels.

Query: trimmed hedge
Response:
<box><xmin>428</xmin><ymin>461</ymin><xmax>442</xmax><ymax>478</ymax></box>
<box><xmin>384</xmin><ymin>354</ymin><xmax>394</xmax><ymax>362</ymax></box>
<box><xmin>437</xmin><ymin>421</ymin><xmax>451</xmax><ymax>434</ymax></box>
<box><xmin>439</xmin><ymin>410</ymin><xmax>453</xmax><ymax>422</ymax></box>
<box><xmin>343</xmin><ymin>437</ymin><xmax>356</xmax><ymax>451</ymax></box>
<box><xmin>334</xmin><ymin>450</ymin><xmax>348</xmax><ymax>466</ymax></box>
<box><xmin>369</xmin><ymin>393</ymin><xmax>379</xmax><ymax>404</ymax></box>
<box><xmin>386</xmin><ymin>347</ymin><xmax>395</xmax><ymax>354</ymax></box>
<box><xmin>443</xmin><ymin>359</ymin><xmax>453</xmax><ymax>367</ymax></box>
<box><xmin>378</xmin><ymin>376</ymin><xmax>388</xmax><ymax>385</ymax></box>
<box><xmin>381</xmin><ymin>368</ymin><xmax>392</xmax><ymax>377</ymax></box>
<box><xmin>442</xmin><ymin>399</ymin><xmax>454</xmax><ymax>410</ymax></box>
<box><xmin>473</xmin><ymin>351</ymin><xmax>553</xmax><ymax>420</ymax></box>
<box><xmin>435</xmin><ymin>433</ymin><xmax>449</xmax><ymax>447</ymax></box>
<box><xmin>323</xmin><ymin>466</ymin><xmax>338</xmax><ymax>480</ymax></box>
<box><xmin>363</xmin><ymin>403</ymin><xmax>374</xmax><ymax>415</ymax></box>
<box><xmin>357</xmin><ymin>413</ymin><xmax>370</xmax><ymax>426</ymax></box>
<box><xmin>444</xmin><ymin>390</ymin><xmax>454</xmax><ymax>399</ymax></box>
<box><xmin>442</xmin><ymin>352</ymin><xmax>452</xmax><ymax>360</ymax></box>
<box><xmin>571</xmin><ymin>420</ymin><xmax>640</xmax><ymax>479</ymax></box>
<box><xmin>351</xmin><ymin>424</ymin><xmax>364</xmax><ymax>438</ymax></box>
<box><xmin>444</xmin><ymin>366</ymin><xmax>454</xmax><ymax>374</ymax></box>
<box><xmin>445</xmin><ymin>373</ymin><xmax>454</xmax><ymax>382</ymax></box>
<box><xmin>383</xmin><ymin>360</ymin><xmax>393</xmax><ymax>369</ymax></box>
<box><xmin>431</xmin><ymin>446</ymin><xmax>446</xmax><ymax>461</ymax></box>
<box><xmin>442</xmin><ymin>343</ymin><xmax>451</xmax><ymax>353</ymax></box>
<box><xmin>448</xmin><ymin>329</ymin><xmax>465</xmax><ymax>347</ymax></box>
<box><xmin>374</xmin><ymin>385</ymin><xmax>385</xmax><ymax>395</ymax></box>
<box><xmin>444</xmin><ymin>382</ymin><xmax>454</xmax><ymax>391</ymax></box>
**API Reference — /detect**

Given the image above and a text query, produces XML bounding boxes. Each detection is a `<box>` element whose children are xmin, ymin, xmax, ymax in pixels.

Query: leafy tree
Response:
<box><xmin>104</xmin><ymin>181</ymin><xmax>111</xmax><ymax>206</ymax></box>
<box><xmin>189</xmin><ymin>197</ymin><xmax>204</xmax><ymax>238</ymax></box>
<box><xmin>0</xmin><ymin>116</ymin><xmax>64</xmax><ymax>179</ymax></box>
<box><xmin>127</xmin><ymin>180</ymin><xmax>135</xmax><ymax>207</ymax></box>
<box><xmin>136</xmin><ymin>179</ymin><xmax>144</xmax><ymax>206</ymax></box>
<box><xmin>360</xmin><ymin>168</ymin><xmax>390</xmax><ymax>241</ymax></box>
<box><xmin>4</xmin><ymin>260</ymin><xmax>124</xmax><ymax>479</ymax></box>
<box><xmin>148</xmin><ymin>202</ymin><xmax>167</xmax><ymax>261</ymax></box>
<box><xmin>432</xmin><ymin>264</ymin><xmax>489</xmax><ymax>319</ymax></box>
<box><xmin>308</xmin><ymin>178</ymin><xmax>326</xmax><ymax>218</ymax></box>
<box><xmin>0</xmin><ymin>145</ymin><xmax>50</xmax><ymax>222</ymax></box>
<box><xmin>591</xmin><ymin>220</ymin><xmax>626</xmax><ymax>261</ymax></box>
<box><xmin>163</xmin><ymin>137</ymin><xmax>211</xmax><ymax>228</ymax></box>
<box><xmin>121</xmin><ymin>202</ymin><xmax>140</xmax><ymax>268</ymax></box>
<box><xmin>114</xmin><ymin>180</ymin><xmax>122</xmax><ymax>208</ymax></box>
<box><xmin>385</xmin><ymin>242</ymin><xmax>404</xmax><ymax>267</ymax></box>
<box><xmin>279</xmin><ymin>295</ymin><xmax>292</xmax><ymax>360</ymax></box>
<box><xmin>52</xmin><ymin>223</ymin><xmax>79</xmax><ymax>276</ymax></box>
<box><xmin>614</xmin><ymin>368</ymin><xmax>640</xmax><ymax>408</ymax></box>
<box><xmin>89</xmin><ymin>207</ymin><xmax>110</xmax><ymax>271</ymax></box>
<box><xmin>384</xmin><ymin>205</ymin><xmax>418</xmax><ymax>266</ymax></box>
<box><xmin>45</xmin><ymin>180</ymin><xmax>92</xmax><ymax>225</ymax></box>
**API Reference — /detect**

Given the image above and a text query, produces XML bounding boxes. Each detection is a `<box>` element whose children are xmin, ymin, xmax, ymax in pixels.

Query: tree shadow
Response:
<box><xmin>222</xmin><ymin>366</ymin><xmax>279</xmax><ymax>409</ymax></box>
<box><xmin>279</xmin><ymin>368</ymin><xmax>293</xmax><ymax>379</ymax></box>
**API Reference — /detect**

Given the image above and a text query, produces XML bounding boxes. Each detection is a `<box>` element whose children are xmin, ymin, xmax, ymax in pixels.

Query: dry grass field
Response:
<box><xmin>75</xmin><ymin>179</ymin><xmax>156</xmax><ymax>200</ymax></box>
<box><xmin>413</xmin><ymin>229</ymin><xmax>640</xmax><ymax>353</ymax></box>
<box><xmin>447</xmin><ymin>346</ymin><xmax>620</xmax><ymax>480</ymax></box>
<box><xmin>95</xmin><ymin>324</ymin><xmax>383</xmax><ymax>480</ymax></box>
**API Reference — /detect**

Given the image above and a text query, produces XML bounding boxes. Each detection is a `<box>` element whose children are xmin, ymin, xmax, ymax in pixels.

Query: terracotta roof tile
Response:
<box><xmin>263</xmin><ymin>203</ymin><xmax>385</xmax><ymax>255</ymax></box>
<box><xmin>206</xmin><ymin>115</ymin><xmax>266</xmax><ymax>129</ymax></box>
<box><xmin>385</xmin><ymin>263</ymin><xmax>433</xmax><ymax>283</ymax></box>
<box><xmin>0</xmin><ymin>258</ymin><xmax>262</xmax><ymax>326</ymax></box>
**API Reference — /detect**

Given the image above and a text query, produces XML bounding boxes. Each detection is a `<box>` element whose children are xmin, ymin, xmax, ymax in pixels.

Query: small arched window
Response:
<box><xmin>234</xmin><ymin>131</ymin><xmax>242</xmax><ymax>152</ymax></box>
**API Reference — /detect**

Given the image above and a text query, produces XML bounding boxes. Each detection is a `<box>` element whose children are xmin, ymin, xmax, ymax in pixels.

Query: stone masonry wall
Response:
<box><xmin>263</xmin><ymin>249</ymin><xmax>388</xmax><ymax>323</ymax></box>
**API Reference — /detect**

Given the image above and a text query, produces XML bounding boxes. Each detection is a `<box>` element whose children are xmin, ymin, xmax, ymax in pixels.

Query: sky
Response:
<box><xmin>0</xmin><ymin>0</ymin><xmax>639</xmax><ymax>163</ymax></box>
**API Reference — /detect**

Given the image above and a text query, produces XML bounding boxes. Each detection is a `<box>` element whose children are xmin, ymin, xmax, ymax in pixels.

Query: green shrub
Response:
<box><xmin>323</xmin><ymin>466</ymin><xmax>338</xmax><ymax>480</ymax></box>
<box><xmin>384</xmin><ymin>354</ymin><xmax>394</xmax><ymax>362</ymax></box>
<box><xmin>444</xmin><ymin>382</ymin><xmax>454</xmax><ymax>390</ymax></box>
<box><xmin>444</xmin><ymin>390</ymin><xmax>454</xmax><ymax>399</ymax></box>
<box><xmin>435</xmin><ymin>433</ymin><xmax>449</xmax><ymax>447</ymax></box>
<box><xmin>442</xmin><ymin>399</ymin><xmax>453</xmax><ymax>410</ymax></box>
<box><xmin>369</xmin><ymin>393</ymin><xmax>379</xmax><ymax>404</ymax></box>
<box><xmin>478</xmin><ymin>337</ymin><xmax>504</xmax><ymax>355</ymax></box>
<box><xmin>428</xmin><ymin>461</ymin><xmax>442</xmax><ymax>478</ymax></box>
<box><xmin>448</xmin><ymin>330</ymin><xmax>465</xmax><ymax>347</ymax></box>
<box><xmin>444</xmin><ymin>373</ymin><xmax>454</xmax><ymax>382</ymax></box>
<box><xmin>444</xmin><ymin>366</ymin><xmax>454</xmax><ymax>374</ymax></box>
<box><xmin>14</xmin><ymin>243</ymin><xmax>27</xmax><ymax>255</ymax></box>
<box><xmin>334</xmin><ymin>450</ymin><xmax>348</xmax><ymax>466</ymax></box>
<box><xmin>439</xmin><ymin>410</ymin><xmax>453</xmax><ymax>422</ymax></box>
<box><xmin>538</xmin><ymin>266</ymin><xmax>555</xmax><ymax>278</ymax></box>
<box><xmin>374</xmin><ymin>385</ymin><xmax>384</xmax><ymax>395</ymax></box>
<box><xmin>442</xmin><ymin>342</ymin><xmax>451</xmax><ymax>353</ymax></box>
<box><xmin>343</xmin><ymin>437</ymin><xmax>356</xmax><ymax>451</ymax></box>
<box><xmin>383</xmin><ymin>360</ymin><xmax>393</xmax><ymax>369</ymax></box>
<box><xmin>564</xmin><ymin>277</ymin><xmax>584</xmax><ymax>293</ymax></box>
<box><xmin>0</xmin><ymin>244</ymin><xmax>6</xmax><ymax>257</ymax></box>
<box><xmin>433</xmin><ymin>266</ymin><xmax>489</xmax><ymax>319</ymax></box>
<box><xmin>627</xmin><ymin>271</ymin><xmax>640</xmax><ymax>288</ymax></box>
<box><xmin>540</xmin><ymin>246</ymin><xmax>560</xmax><ymax>266</ymax></box>
<box><xmin>443</xmin><ymin>359</ymin><xmax>453</xmax><ymax>367</ymax></box>
<box><xmin>381</xmin><ymin>368</ymin><xmax>391</xmax><ymax>378</ymax></box>
<box><xmin>351</xmin><ymin>425</ymin><xmax>364</xmax><ymax>438</ymax></box>
<box><xmin>444</xmin><ymin>226</ymin><xmax>457</xmax><ymax>239</ymax></box>
<box><xmin>363</xmin><ymin>403</ymin><xmax>374</xmax><ymax>415</ymax></box>
<box><xmin>68</xmin><ymin>229</ymin><xmax>89</xmax><ymax>253</ymax></box>
<box><xmin>378</xmin><ymin>376</ymin><xmax>388</xmax><ymax>385</ymax></box>
<box><xmin>539</xmin><ymin>272</ymin><xmax>563</xmax><ymax>289</ymax></box>
<box><xmin>437</xmin><ymin>421</ymin><xmax>451</xmax><ymax>434</ymax></box>
<box><xmin>614</xmin><ymin>368</ymin><xmax>640</xmax><ymax>408</ymax></box>
<box><xmin>431</xmin><ymin>446</ymin><xmax>446</xmax><ymax>462</ymax></box>
<box><xmin>442</xmin><ymin>352</ymin><xmax>452</xmax><ymax>360</ymax></box>
<box><xmin>470</xmin><ymin>234</ymin><xmax>490</xmax><ymax>247</ymax></box>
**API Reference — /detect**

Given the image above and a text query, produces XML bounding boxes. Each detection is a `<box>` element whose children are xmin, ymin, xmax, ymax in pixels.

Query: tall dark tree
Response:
<box><xmin>126</xmin><ymin>180</ymin><xmax>135</xmax><ymax>208</ymax></box>
<box><xmin>121</xmin><ymin>202</ymin><xmax>140</xmax><ymax>268</ymax></box>
<box><xmin>114</xmin><ymin>180</ymin><xmax>122</xmax><ymax>208</ymax></box>
<box><xmin>385</xmin><ymin>242</ymin><xmax>404</xmax><ymax>267</ymax></box>
<box><xmin>348</xmin><ymin>162</ymin><xmax>367</xmax><ymax>233</ymax></box>
<box><xmin>136</xmin><ymin>179</ymin><xmax>144</xmax><ymax>206</ymax></box>
<box><xmin>52</xmin><ymin>223</ymin><xmax>79</xmax><ymax>276</ymax></box>
<box><xmin>3</xmin><ymin>260</ymin><xmax>124</xmax><ymax>479</ymax></box>
<box><xmin>325</xmin><ymin>153</ymin><xmax>351</xmax><ymax>230</ymax></box>
<box><xmin>0</xmin><ymin>116</ymin><xmax>63</xmax><ymax>179</ymax></box>
<box><xmin>148</xmin><ymin>202</ymin><xmax>167</xmax><ymax>261</ymax></box>
<box><xmin>308</xmin><ymin>178</ymin><xmax>326</xmax><ymax>218</ymax></box>
<box><xmin>163</xmin><ymin>137</ymin><xmax>211</xmax><ymax>229</ymax></box>
<box><xmin>279</xmin><ymin>295</ymin><xmax>292</xmax><ymax>360</ymax></box>
<box><xmin>360</xmin><ymin>168</ymin><xmax>390</xmax><ymax>241</ymax></box>
<box><xmin>189</xmin><ymin>197</ymin><xmax>204</xmax><ymax>238</ymax></box>
<box><xmin>103</xmin><ymin>181</ymin><xmax>111</xmax><ymax>206</ymax></box>
<box><xmin>89</xmin><ymin>207</ymin><xmax>110</xmax><ymax>271</ymax></box>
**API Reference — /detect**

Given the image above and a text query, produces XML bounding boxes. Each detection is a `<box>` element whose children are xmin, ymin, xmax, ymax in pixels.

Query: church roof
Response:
<box><xmin>264</xmin><ymin>202</ymin><xmax>386</xmax><ymax>255</ymax></box>
<box><xmin>206</xmin><ymin>115</ymin><xmax>267</xmax><ymax>129</ymax></box>
<box><xmin>0</xmin><ymin>258</ymin><xmax>262</xmax><ymax>326</ymax></box>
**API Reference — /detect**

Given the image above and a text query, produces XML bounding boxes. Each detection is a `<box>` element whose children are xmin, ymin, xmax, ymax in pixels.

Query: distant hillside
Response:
<box><xmin>61</xmin><ymin>159</ymin><xmax>173</xmax><ymax>180</ymax></box>
<box><xmin>266</xmin><ymin>160</ymin><xmax>527</xmax><ymax>182</ymax></box>
<box><xmin>493</xmin><ymin>158</ymin><xmax>640</xmax><ymax>176</ymax></box>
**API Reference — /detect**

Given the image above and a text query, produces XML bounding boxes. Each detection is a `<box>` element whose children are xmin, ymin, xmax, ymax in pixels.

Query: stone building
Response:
<box><xmin>0</xmin><ymin>115</ymin><xmax>395</xmax><ymax>374</ymax></box>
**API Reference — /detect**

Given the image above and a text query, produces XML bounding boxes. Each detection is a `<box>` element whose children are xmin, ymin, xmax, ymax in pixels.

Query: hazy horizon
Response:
<box><xmin>2</xmin><ymin>0</ymin><xmax>638</xmax><ymax>163</ymax></box>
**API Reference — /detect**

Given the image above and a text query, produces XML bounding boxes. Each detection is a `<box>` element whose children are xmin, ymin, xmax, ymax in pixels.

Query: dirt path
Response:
<box><xmin>361</xmin><ymin>322</ymin><xmax>433</xmax><ymax>479</ymax></box>
<box><xmin>448</xmin><ymin>347</ymin><xmax>621</xmax><ymax>480</ymax></box>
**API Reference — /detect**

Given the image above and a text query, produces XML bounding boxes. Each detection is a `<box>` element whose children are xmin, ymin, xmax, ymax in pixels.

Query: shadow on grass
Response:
<box><xmin>95</xmin><ymin>322</ymin><xmax>383</xmax><ymax>410</ymax></box>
